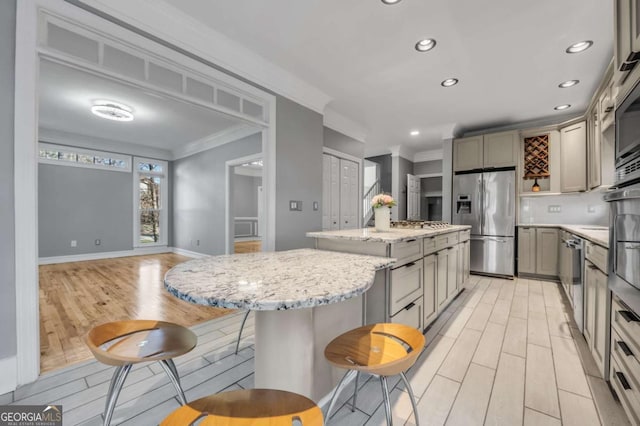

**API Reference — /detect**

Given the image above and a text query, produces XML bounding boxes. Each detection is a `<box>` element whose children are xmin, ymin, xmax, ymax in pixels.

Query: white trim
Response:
<box><xmin>133</xmin><ymin>157</ymin><xmax>168</xmax><ymax>248</ymax></box>
<box><xmin>38</xmin><ymin>142</ymin><xmax>132</xmax><ymax>172</ymax></box>
<box><xmin>413</xmin><ymin>149</ymin><xmax>444</xmax><ymax>163</ymax></box>
<box><xmin>226</xmin><ymin>153</ymin><xmax>263</xmax><ymax>254</ymax></box>
<box><xmin>171</xmin><ymin>247</ymin><xmax>209</xmax><ymax>259</ymax></box>
<box><xmin>322</xmin><ymin>147</ymin><xmax>362</xmax><ymax>165</ymax></box>
<box><xmin>415</xmin><ymin>173</ymin><xmax>444</xmax><ymax>178</ymax></box>
<box><xmin>172</xmin><ymin>125</ymin><xmax>261</xmax><ymax>160</ymax></box>
<box><xmin>75</xmin><ymin>0</ymin><xmax>332</xmax><ymax>114</ymax></box>
<box><xmin>38</xmin><ymin>246</ymin><xmax>171</xmax><ymax>265</ymax></box>
<box><xmin>0</xmin><ymin>356</ymin><xmax>17</xmax><ymax>395</ymax></box>
<box><xmin>323</xmin><ymin>108</ymin><xmax>367</xmax><ymax>143</ymax></box>
<box><xmin>388</xmin><ymin>144</ymin><xmax>414</xmax><ymax>161</ymax></box>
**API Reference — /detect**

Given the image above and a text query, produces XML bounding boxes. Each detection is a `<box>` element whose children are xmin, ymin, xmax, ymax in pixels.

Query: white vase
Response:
<box><xmin>374</xmin><ymin>207</ymin><xmax>391</xmax><ymax>232</ymax></box>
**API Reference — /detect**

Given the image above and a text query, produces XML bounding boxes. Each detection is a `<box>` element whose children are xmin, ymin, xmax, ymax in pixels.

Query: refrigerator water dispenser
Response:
<box><xmin>456</xmin><ymin>195</ymin><xmax>471</xmax><ymax>214</ymax></box>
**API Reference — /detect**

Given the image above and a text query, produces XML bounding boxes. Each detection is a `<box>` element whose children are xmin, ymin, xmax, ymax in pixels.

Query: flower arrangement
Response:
<box><xmin>371</xmin><ymin>193</ymin><xmax>396</xmax><ymax>209</ymax></box>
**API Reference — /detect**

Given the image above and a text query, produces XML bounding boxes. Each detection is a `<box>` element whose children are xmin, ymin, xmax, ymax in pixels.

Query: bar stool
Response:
<box><xmin>234</xmin><ymin>310</ymin><xmax>251</xmax><ymax>354</ymax></box>
<box><xmin>160</xmin><ymin>388</ymin><xmax>323</xmax><ymax>425</ymax></box>
<box><xmin>86</xmin><ymin>320</ymin><xmax>197</xmax><ymax>426</ymax></box>
<box><xmin>324</xmin><ymin>323</ymin><xmax>425</xmax><ymax>425</ymax></box>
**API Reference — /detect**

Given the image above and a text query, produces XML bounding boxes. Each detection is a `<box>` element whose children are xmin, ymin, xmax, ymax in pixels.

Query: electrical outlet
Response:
<box><xmin>587</xmin><ymin>205</ymin><xmax>596</xmax><ymax>213</ymax></box>
<box><xmin>548</xmin><ymin>205</ymin><xmax>561</xmax><ymax>213</ymax></box>
<box><xmin>196</xmin><ymin>239</ymin><xmax>200</xmax><ymax>246</ymax></box>
<box><xmin>289</xmin><ymin>200</ymin><xmax>302</xmax><ymax>211</ymax></box>
<box><xmin>313</xmin><ymin>201</ymin><xmax>319</xmax><ymax>211</ymax></box>
<box><xmin>70</xmin><ymin>240</ymin><xmax>77</xmax><ymax>247</ymax></box>
<box><xmin>95</xmin><ymin>239</ymin><xmax>101</xmax><ymax>246</ymax></box>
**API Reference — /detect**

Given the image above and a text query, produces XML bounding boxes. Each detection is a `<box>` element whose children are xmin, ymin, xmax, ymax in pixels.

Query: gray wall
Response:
<box><xmin>233</xmin><ymin>174</ymin><xmax>260</xmax><ymax>217</ymax></box>
<box><xmin>414</xmin><ymin>160</ymin><xmax>443</xmax><ymax>175</ymax></box>
<box><xmin>366</xmin><ymin>154</ymin><xmax>392</xmax><ymax>193</ymax></box>
<box><xmin>38</xmin><ymin>164</ymin><xmax>134</xmax><ymax>257</ymax></box>
<box><xmin>172</xmin><ymin>133</ymin><xmax>261</xmax><ymax>254</ymax></box>
<box><xmin>275</xmin><ymin>96</ymin><xmax>324</xmax><ymax>249</ymax></box>
<box><xmin>323</xmin><ymin>127</ymin><xmax>364</xmax><ymax>159</ymax></box>
<box><xmin>0</xmin><ymin>0</ymin><xmax>16</xmax><ymax>361</ymax></box>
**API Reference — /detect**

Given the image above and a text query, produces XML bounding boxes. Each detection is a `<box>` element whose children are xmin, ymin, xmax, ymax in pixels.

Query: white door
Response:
<box><xmin>340</xmin><ymin>159</ymin><xmax>359</xmax><ymax>229</ymax></box>
<box><xmin>322</xmin><ymin>154</ymin><xmax>341</xmax><ymax>230</ymax></box>
<box><xmin>407</xmin><ymin>174</ymin><xmax>421</xmax><ymax>220</ymax></box>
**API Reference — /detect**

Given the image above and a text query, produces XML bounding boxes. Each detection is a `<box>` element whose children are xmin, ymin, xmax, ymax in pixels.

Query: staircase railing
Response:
<box><xmin>363</xmin><ymin>179</ymin><xmax>381</xmax><ymax>226</ymax></box>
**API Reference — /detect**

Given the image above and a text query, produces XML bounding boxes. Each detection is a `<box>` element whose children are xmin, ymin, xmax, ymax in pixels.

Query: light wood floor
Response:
<box><xmin>14</xmin><ymin>276</ymin><xmax>627</xmax><ymax>425</ymax></box>
<box><xmin>39</xmin><ymin>253</ymin><xmax>233</xmax><ymax>373</ymax></box>
<box><xmin>234</xmin><ymin>240</ymin><xmax>262</xmax><ymax>253</ymax></box>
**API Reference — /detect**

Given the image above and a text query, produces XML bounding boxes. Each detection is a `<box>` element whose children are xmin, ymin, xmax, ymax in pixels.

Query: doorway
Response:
<box><xmin>227</xmin><ymin>155</ymin><xmax>263</xmax><ymax>254</ymax></box>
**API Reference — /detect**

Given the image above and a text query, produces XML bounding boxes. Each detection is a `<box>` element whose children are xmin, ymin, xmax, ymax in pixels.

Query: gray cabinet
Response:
<box><xmin>535</xmin><ymin>228</ymin><xmax>559</xmax><ymax>276</ymax></box>
<box><xmin>423</xmin><ymin>254</ymin><xmax>437</xmax><ymax>327</ymax></box>
<box><xmin>560</xmin><ymin>121</ymin><xmax>587</xmax><ymax>193</ymax></box>
<box><xmin>584</xmin><ymin>241</ymin><xmax>610</xmax><ymax>379</ymax></box>
<box><xmin>447</xmin><ymin>245</ymin><xmax>458</xmax><ymax>299</ymax></box>
<box><xmin>517</xmin><ymin>227</ymin><xmax>536</xmax><ymax>274</ymax></box>
<box><xmin>436</xmin><ymin>249</ymin><xmax>449</xmax><ymax>309</ymax></box>
<box><xmin>587</xmin><ymin>107</ymin><xmax>601</xmax><ymax>190</ymax></box>
<box><xmin>454</xmin><ymin>131</ymin><xmax>518</xmax><ymax>172</ymax></box>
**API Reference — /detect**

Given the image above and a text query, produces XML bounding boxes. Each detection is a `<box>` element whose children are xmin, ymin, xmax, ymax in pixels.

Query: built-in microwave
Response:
<box><xmin>615</xmin><ymin>80</ymin><xmax>640</xmax><ymax>187</ymax></box>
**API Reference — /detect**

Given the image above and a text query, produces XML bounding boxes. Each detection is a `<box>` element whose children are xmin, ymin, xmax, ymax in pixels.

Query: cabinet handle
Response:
<box><xmin>587</xmin><ymin>264</ymin><xmax>598</xmax><ymax>270</ymax></box>
<box><xmin>404</xmin><ymin>302</ymin><xmax>416</xmax><ymax>311</ymax></box>
<box><xmin>617</xmin><ymin>340</ymin><xmax>634</xmax><ymax>357</ymax></box>
<box><xmin>625</xmin><ymin>243</ymin><xmax>640</xmax><ymax>250</ymax></box>
<box><xmin>405</xmin><ymin>262</ymin><xmax>416</xmax><ymax>268</ymax></box>
<box><xmin>406</xmin><ymin>239</ymin><xmax>417</xmax><ymax>243</ymax></box>
<box><xmin>619</xmin><ymin>310</ymin><xmax>640</xmax><ymax>323</ymax></box>
<box><xmin>616</xmin><ymin>371</ymin><xmax>632</xmax><ymax>391</ymax></box>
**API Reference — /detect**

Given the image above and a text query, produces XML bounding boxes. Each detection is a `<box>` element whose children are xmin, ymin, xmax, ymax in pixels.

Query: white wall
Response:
<box><xmin>520</xmin><ymin>190</ymin><xmax>609</xmax><ymax>225</ymax></box>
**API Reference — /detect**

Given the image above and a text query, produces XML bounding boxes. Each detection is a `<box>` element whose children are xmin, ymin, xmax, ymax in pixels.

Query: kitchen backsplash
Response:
<box><xmin>519</xmin><ymin>189</ymin><xmax>610</xmax><ymax>226</ymax></box>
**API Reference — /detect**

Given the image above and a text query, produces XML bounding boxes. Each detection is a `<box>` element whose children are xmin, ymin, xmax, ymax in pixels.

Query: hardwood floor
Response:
<box><xmin>39</xmin><ymin>253</ymin><xmax>233</xmax><ymax>373</ymax></box>
<box><xmin>7</xmin><ymin>277</ymin><xmax>628</xmax><ymax>425</ymax></box>
<box><xmin>234</xmin><ymin>240</ymin><xmax>262</xmax><ymax>253</ymax></box>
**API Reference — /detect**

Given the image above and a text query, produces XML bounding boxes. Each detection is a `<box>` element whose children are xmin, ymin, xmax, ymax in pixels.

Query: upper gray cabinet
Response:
<box><xmin>454</xmin><ymin>131</ymin><xmax>518</xmax><ymax>172</ymax></box>
<box><xmin>615</xmin><ymin>0</ymin><xmax>640</xmax><ymax>103</ymax></box>
<box><xmin>560</xmin><ymin>121</ymin><xmax>587</xmax><ymax>193</ymax></box>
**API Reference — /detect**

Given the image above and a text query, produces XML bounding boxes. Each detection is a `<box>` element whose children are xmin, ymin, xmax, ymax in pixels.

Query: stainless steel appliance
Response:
<box><xmin>615</xmin><ymin>80</ymin><xmax>640</xmax><ymax>187</ymax></box>
<box><xmin>452</xmin><ymin>168</ymin><xmax>515</xmax><ymax>276</ymax></box>
<box><xmin>390</xmin><ymin>220</ymin><xmax>451</xmax><ymax>230</ymax></box>
<box><xmin>560</xmin><ymin>233</ymin><xmax>585</xmax><ymax>332</ymax></box>
<box><xmin>604</xmin><ymin>184</ymin><xmax>640</xmax><ymax>314</ymax></box>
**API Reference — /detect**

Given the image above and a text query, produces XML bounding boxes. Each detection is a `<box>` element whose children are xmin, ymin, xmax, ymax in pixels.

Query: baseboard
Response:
<box><xmin>171</xmin><ymin>247</ymin><xmax>210</xmax><ymax>258</ymax></box>
<box><xmin>38</xmin><ymin>246</ymin><xmax>172</xmax><ymax>265</ymax></box>
<box><xmin>0</xmin><ymin>356</ymin><xmax>17</xmax><ymax>394</ymax></box>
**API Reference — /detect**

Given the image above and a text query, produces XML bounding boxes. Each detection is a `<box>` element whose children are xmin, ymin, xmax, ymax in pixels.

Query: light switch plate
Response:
<box><xmin>289</xmin><ymin>200</ymin><xmax>302</xmax><ymax>211</ymax></box>
<box><xmin>548</xmin><ymin>205</ymin><xmax>561</xmax><ymax>213</ymax></box>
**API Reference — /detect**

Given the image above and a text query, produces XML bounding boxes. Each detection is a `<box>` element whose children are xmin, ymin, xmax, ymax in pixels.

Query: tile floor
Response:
<box><xmin>2</xmin><ymin>276</ymin><xmax>629</xmax><ymax>425</ymax></box>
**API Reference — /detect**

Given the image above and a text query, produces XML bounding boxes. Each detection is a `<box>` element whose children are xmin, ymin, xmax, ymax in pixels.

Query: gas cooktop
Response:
<box><xmin>390</xmin><ymin>220</ymin><xmax>452</xmax><ymax>230</ymax></box>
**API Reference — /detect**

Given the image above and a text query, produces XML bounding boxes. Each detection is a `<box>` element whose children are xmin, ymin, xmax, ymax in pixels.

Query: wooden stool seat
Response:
<box><xmin>161</xmin><ymin>389</ymin><xmax>323</xmax><ymax>426</ymax></box>
<box><xmin>324</xmin><ymin>323</ymin><xmax>425</xmax><ymax>425</ymax></box>
<box><xmin>86</xmin><ymin>320</ymin><xmax>197</xmax><ymax>426</ymax></box>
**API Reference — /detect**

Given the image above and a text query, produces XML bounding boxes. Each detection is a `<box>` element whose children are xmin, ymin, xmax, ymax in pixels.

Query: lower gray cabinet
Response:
<box><xmin>437</xmin><ymin>249</ymin><xmax>448</xmax><ymax>309</ymax></box>
<box><xmin>423</xmin><ymin>254</ymin><xmax>437</xmax><ymax>327</ymax></box>
<box><xmin>517</xmin><ymin>226</ymin><xmax>559</xmax><ymax>277</ymax></box>
<box><xmin>518</xmin><ymin>227</ymin><xmax>537</xmax><ymax>274</ymax></box>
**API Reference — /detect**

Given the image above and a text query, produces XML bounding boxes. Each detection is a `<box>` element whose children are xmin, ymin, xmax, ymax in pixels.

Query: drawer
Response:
<box><xmin>459</xmin><ymin>229</ymin><xmax>470</xmax><ymax>242</ymax></box>
<box><xmin>423</xmin><ymin>236</ymin><xmax>437</xmax><ymax>256</ymax></box>
<box><xmin>610</xmin><ymin>353</ymin><xmax>640</xmax><ymax>425</ymax></box>
<box><xmin>390</xmin><ymin>239</ymin><xmax>423</xmax><ymax>267</ymax></box>
<box><xmin>435</xmin><ymin>232</ymin><xmax>459</xmax><ymax>251</ymax></box>
<box><xmin>612</xmin><ymin>295</ymin><xmax>640</xmax><ymax>359</ymax></box>
<box><xmin>390</xmin><ymin>296</ymin><xmax>423</xmax><ymax>331</ymax></box>
<box><xmin>585</xmin><ymin>241</ymin><xmax>608</xmax><ymax>273</ymax></box>
<box><xmin>612</xmin><ymin>328</ymin><xmax>640</xmax><ymax>393</ymax></box>
<box><xmin>390</xmin><ymin>261</ymin><xmax>423</xmax><ymax>315</ymax></box>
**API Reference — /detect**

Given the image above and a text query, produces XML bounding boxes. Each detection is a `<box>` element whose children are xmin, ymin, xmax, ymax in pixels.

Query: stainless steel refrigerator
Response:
<box><xmin>452</xmin><ymin>169</ymin><xmax>515</xmax><ymax>276</ymax></box>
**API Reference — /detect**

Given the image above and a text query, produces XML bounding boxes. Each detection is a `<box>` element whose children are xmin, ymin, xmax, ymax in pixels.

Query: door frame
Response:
<box><xmin>322</xmin><ymin>147</ymin><xmax>364</xmax><ymax>228</ymax></box>
<box><xmin>14</xmin><ymin>0</ymin><xmax>277</xmax><ymax>386</ymax></box>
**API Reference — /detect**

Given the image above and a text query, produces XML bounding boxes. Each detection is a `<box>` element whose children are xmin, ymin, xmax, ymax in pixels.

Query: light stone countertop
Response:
<box><xmin>164</xmin><ymin>248</ymin><xmax>395</xmax><ymax>310</ymax></box>
<box><xmin>517</xmin><ymin>224</ymin><xmax>609</xmax><ymax>248</ymax></box>
<box><xmin>306</xmin><ymin>225</ymin><xmax>471</xmax><ymax>243</ymax></box>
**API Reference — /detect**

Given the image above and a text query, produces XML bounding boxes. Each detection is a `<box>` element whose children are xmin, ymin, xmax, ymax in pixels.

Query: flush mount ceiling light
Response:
<box><xmin>559</xmin><ymin>80</ymin><xmax>580</xmax><ymax>88</ymax></box>
<box><xmin>381</xmin><ymin>0</ymin><xmax>401</xmax><ymax>4</ymax></box>
<box><xmin>566</xmin><ymin>40</ymin><xmax>593</xmax><ymax>54</ymax></box>
<box><xmin>554</xmin><ymin>104</ymin><xmax>572</xmax><ymax>111</ymax></box>
<box><xmin>90</xmin><ymin>100</ymin><xmax>134</xmax><ymax>122</ymax></box>
<box><xmin>441</xmin><ymin>78</ymin><xmax>459</xmax><ymax>87</ymax></box>
<box><xmin>410</xmin><ymin>130</ymin><xmax>420</xmax><ymax>136</ymax></box>
<box><xmin>415</xmin><ymin>38</ymin><xmax>436</xmax><ymax>52</ymax></box>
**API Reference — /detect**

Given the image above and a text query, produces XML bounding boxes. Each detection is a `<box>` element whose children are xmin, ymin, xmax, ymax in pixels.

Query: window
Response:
<box><xmin>134</xmin><ymin>157</ymin><xmax>168</xmax><ymax>246</ymax></box>
<box><xmin>38</xmin><ymin>143</ymin><xmax>131</xmax><ymax>172</ymax></box>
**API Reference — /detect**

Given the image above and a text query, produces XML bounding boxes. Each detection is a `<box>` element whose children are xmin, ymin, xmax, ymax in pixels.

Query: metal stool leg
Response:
<box><xmin>160</xmin><ymin>359</ymin><xmax>187</xmax><ymax>405</ymax></box>
<box><xmin>379</xmin><ymin>376</ymin><xmax>393</xmax><ymax>426</ymax></box>
<box><xmin>103</xmin><ymin>364</ymin><xmax>132</xmax><ymax>426</ymax></box>
<box><xmin>325</xmin><ymin>369</ymin><xmax>355</xmax><ymax>422</ymax></box>
<box><xmin>400</xmin><ymin>372</ymin><xmax>420</xmax><ymax>426</ymax></box>
<box><xmin>235</xmin><ymin>310</ymin><xmax>251</xmax><ymax>355</ymax></box>
<box><xmin>350</xmin><ymin>371</ymin><xmax>360</xmax><ymax>412</ymax></box>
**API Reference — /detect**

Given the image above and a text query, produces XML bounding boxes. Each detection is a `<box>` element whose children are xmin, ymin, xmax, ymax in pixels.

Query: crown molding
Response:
<box><xmin>323</xmin><ymin>108</ymin><xmax>367</xmax><ymax>143</ymax></box>
<box><xmin>74</xmin><ymin>0</ymin><xmax>333</xmax><ymax>114</ymax></box>
<box><xmin>172</xmin><ymin>125</ymin><xmax>261</xmax><ymax>161</ymax></box>
<box><xmin>413</xmin><ymin>149</ymin><xmax>443</xmax><ymax>163</ymax></box>
<box><xmin>388</xmin><ymin>144</ymin><xmax>415</xmax><ymax>161</ymax></box>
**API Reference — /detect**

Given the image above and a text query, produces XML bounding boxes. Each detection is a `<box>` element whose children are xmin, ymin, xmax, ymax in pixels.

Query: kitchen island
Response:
<box><xmin>164</xmin><ymin>248</ymin><xmax>394</xmax><ymax>401</ymax></box>
<box><xmin>307</xmin><ymin>225</ymin><xmax>472</xmax><ymax>332</ymax></box>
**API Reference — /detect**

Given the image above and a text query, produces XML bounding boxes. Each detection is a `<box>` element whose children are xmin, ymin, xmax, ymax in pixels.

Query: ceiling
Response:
<box><xmin>38</xmin><ymin>59</ymin><xmax>251</xmax><ymax>152</ymax></box>
<box><xmin>163</xmin><ymin>0</ymin><xmax>613</xmax><ymax>156</ymax></box>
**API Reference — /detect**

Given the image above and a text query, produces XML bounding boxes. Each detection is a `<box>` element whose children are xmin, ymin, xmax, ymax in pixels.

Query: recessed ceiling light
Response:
<box><xmin>559</xmin><ymin>80</ymin><xmax>580</xmax><ymax>88</ymax></box>
<box><xmin>91</xmin><ymin>100</ymin><xmax>134</xmax><ymax>122</ymax></box>
<box><xmin>566</xmin><ymin>40</ymin><xmax>593</xmax><ymax>54</ymax></box>
<box><xmin>415</xmin><ymin>38</ymin><xmax>436</xmax><ymax>52</ymax></box>
<box><xmin>410</xmin><ymin>130</ymin><xmax>420</xmax><ymax>136</ymax></box>
<box><xmin>554</xmin><ymin>104</ymin><xmax>572</xmax><ymax>111</ymax></box>
<box><xmin>441</xmin><ymin>78</ymin><xmax>459</xmax><ymax>87</ymax></box>
<box><xmin>381</xmin><ymin>0</ymin><xmax>401</xmax><ymax>4</ymax></box>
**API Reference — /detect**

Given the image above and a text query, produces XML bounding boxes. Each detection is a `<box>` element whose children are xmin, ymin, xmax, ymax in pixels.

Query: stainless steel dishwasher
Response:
<box><xmin>561</xmin><ymin>234</ymin><xmax>585</xmax><ymax>332</ymax></box>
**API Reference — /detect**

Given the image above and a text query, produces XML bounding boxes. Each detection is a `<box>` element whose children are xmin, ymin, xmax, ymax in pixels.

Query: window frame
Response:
<box><xmin>38</xmin><ymin>142</ymin><xmax>132</xmax><ymax>172</ymax></box>
<box><xmin>133</xmin><ymin>156</ymin><xmax>168</xmax><ymax>247</ymax></box>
